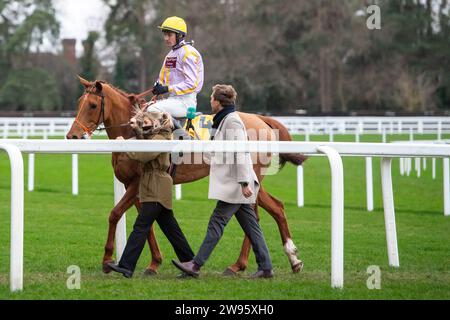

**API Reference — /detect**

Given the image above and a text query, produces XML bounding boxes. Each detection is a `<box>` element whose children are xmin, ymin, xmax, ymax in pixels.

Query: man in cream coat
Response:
<box><xmin>173</xmin><ymin>84</ymin><xmax>273</xmax><ymax>278</ymax></box>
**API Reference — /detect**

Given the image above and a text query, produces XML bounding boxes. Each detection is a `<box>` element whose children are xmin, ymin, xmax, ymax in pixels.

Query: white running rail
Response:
<box><xmin>1</xmin><ymin>139</ymin><xmax>450</xmax><ymax>292</ymax></box>
<box><xmin>273</xmin><ymin>116</ymin><xmax>450</xmax><ymax>136</ymax></box>
<box><xmin>1</xmin><ymin>116</ymin><xmax>450</xmax><ymax>138</ymax></box>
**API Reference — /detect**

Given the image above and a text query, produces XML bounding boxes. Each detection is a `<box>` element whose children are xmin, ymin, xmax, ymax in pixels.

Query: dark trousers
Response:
<box><xmin>194</xmin><ymin>201</ymin><xmax>273</xmax><ymax>271</ymax></box>
<box><xmin>119</xmin><ymin>202</ymin><xmax>194</xmax><ymax>272</ymax></box>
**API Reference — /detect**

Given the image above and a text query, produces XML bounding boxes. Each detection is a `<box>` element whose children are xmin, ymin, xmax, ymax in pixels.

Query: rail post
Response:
<box><xmin>113</xmin><ymin>175</ymin><xmax>127</xmax><ymax>261</ymax></box>
<box><xmin>0</xmin><ymin>143</ymin><xmax>24</xmax><ymax>292</ymax></box>
<box><xmin>381</xmin><ymin>158</ymin><xmax>400</xmax><ymax>267</ymax></box>
<box><xmin>317</xmin><ymin>146</ymin><xmax>344</xmax><ymax>289</ymax></box>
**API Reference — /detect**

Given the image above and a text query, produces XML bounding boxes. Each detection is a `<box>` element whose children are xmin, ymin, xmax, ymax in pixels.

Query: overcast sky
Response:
<box><xmin>53</xmin><ymin>0</ymin><xmax>109</xmax><ymax>55</ymax></box>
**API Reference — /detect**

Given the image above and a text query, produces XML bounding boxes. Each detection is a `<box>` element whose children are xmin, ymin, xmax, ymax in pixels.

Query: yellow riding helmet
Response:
<box><xmin>158</xmin><ymin>16</ymin><xmax>187</xmax><ymax>36</ymax></box>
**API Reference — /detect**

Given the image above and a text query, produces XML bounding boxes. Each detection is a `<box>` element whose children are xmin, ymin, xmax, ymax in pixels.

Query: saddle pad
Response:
<box><xmin>185</xmin><ymin>115</ymin><xmax>214</xmax><ymax>140</ymax></box>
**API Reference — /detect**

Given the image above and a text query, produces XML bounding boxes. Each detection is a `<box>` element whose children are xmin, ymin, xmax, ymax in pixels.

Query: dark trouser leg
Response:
<box><xmin>235</xmin><ymin>204</ymin><xmax>273</xmax><ymax>271</ymax></box>
<box><xmin>193</xmin><ymin>201</ymin><xmax>240</xmax><ymax>267</ymax></box>
<box><xmin>156</xmin><ymin>207</ymin><xmax>195</xmax><ymax>262</ymax></box>
<box><xmin>119</xmin><ymin>202</ymin><xmax>161</xmax><ymax>272</ymax></box>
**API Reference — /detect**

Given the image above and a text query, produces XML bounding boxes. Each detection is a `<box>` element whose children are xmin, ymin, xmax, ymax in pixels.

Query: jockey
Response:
<box><xmin>147</xmin><ymin>16</ymin><xmax>204</xmax><ymax>119</ymax></box>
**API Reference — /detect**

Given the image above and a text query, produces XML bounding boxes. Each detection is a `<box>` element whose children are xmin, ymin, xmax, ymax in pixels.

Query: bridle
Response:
<box><xmin>73</xmin><ymin>84</ymin><xmax>160</xmax><ymax>138</ymax></box>
<box><xmin>74</xmin><ymin>88</ymin><xmax>106</xmax><ymax>138</ymax></box>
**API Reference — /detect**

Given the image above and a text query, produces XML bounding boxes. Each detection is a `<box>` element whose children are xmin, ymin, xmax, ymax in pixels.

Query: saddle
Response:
<box><xmin>132</xmin><ymin>93</ymin><xmax>213</xmax><ymax>177</ymax></box>
<box><xmin>134</xmin><ymin>94</ymin><xmax>213</xmax><ymax>140</ymax></box>
<box><xmin>168</xmin><ymin>113</ymin><xmax>214</xmax><ymax>178</ymax></box>
<box><xmin>172</xmin><ymin>113</ymin><xmax>214</xmax><ymax>141</ymax></box>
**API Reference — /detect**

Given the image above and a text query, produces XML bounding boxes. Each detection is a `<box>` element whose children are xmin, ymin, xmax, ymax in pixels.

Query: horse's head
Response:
<box><xmin>66</xmin><ymin>76</ymin><xmax>109</xmax><ymax>139</ymax></box>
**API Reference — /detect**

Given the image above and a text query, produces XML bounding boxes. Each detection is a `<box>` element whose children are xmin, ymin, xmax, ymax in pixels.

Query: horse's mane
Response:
<box><xmin>97</xmin><ymin>81</ymin><xmax>131</xmax><ymax>99</ymax></box>
<box><xmin>81</xmin><ymin>80</ymin><xmax>146</xmax><ymax>111</ymax></box>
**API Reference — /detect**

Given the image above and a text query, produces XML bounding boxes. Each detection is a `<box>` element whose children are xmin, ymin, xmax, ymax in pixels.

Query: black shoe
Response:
<box><xmin>107</xmin><ymin>262</ymin><xmax>133</xmax><ymax>278</ymax></box>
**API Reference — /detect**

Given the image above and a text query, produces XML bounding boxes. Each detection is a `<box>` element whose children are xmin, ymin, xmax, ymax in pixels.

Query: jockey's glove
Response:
<box><xmin>152</xmin><ymin>82</ymin><xmax>169</xmax><ymax>95</ymax></box>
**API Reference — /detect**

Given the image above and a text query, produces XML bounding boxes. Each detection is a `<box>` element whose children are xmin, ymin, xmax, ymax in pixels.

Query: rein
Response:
<box><xmin>96</xmin><ymin>122</ymin><xmax>131</xmax><ymax>131</ymax></box>
<box><xmin>136</xmin><ymin>88</ymin><xmax>154</xmax><ymax>100</ymax></box>
<box><xmin>136</xmin><ymin>89</ymin><xmax>157</xmax><ymax>111</ymax></box>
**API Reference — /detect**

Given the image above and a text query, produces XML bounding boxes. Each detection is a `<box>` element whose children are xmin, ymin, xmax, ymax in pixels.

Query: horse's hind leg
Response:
<box><xmin>258</xmin><ymin>186</ymin><xmax>303</xmax><ymax>273</ymax></box>
<box><xmin>223</xmin><ymin>203</ymin><xmax>259</xmax><ymax>276</ymax></box>
<box><xmin>102</xmin><ymin>180</ymin><xmax>139</xmax><ymax>273</ymax></box>
<box><xmin>224</xmin><ymin>236</ymin><xmax>252</xmax><ymax>275</ymax></box>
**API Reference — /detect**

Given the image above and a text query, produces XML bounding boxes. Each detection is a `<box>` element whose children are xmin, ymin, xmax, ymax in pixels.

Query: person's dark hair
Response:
<box><xmin>212</xmin><ymin>84</ymin><xmax>237</xmax><ymax>106</ymax></box>
<box><xmin>163</xmin><ymin>30</ymin><xmax>185</xmax><ymax>44</ymax></box>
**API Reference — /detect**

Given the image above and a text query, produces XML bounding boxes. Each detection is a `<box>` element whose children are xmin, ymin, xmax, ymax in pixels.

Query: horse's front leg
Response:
<box><xmin>102</xmin><ymin>180</ymin><xmax>139</xmax><ymax>273</ymax></box>
<box><xmin>144</xmin><ymin>224</ymin><xmax>163</xmax><ymax>275</ymax></box>
<box><xmin>131</xmin><ymin>201</ymin><xmax>163</xmax><ymax>276</ymax></box>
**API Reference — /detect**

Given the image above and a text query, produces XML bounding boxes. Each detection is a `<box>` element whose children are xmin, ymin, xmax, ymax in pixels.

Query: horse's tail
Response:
<box><xmin>257</xmin><ymin>115</ymin><xmax>308</xmax><ymax>169</ymax></box>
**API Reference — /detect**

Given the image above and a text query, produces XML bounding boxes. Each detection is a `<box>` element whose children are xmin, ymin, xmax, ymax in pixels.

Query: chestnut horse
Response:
<box><xmin>66</xmin><ymin>77</ymin><xmax>306</xmax><ymax>276</ymax></box>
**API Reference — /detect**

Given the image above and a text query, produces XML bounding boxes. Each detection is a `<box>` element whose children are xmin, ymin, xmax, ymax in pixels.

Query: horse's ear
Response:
<box><xmin>77</xmin><ymin>75</ymin><xmax>91</xmax><ymax>88</ymax></box>
<box><xmin>95</xmin><ymin>81</ymin><xmax>103</xmax><ymax>92</ymax></box>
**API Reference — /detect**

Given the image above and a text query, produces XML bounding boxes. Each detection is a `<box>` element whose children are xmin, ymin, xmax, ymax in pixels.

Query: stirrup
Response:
<box><xmin>185</xmin><ymin>118</ymin><xmax>201</xmax><ymax>140</ymax></box>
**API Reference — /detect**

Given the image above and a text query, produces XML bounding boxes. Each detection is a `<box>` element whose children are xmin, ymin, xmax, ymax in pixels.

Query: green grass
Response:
<box><xmin>0</xmin><ymin>134</ymin><xmax>449</xmax><ymax>299</ymax></box>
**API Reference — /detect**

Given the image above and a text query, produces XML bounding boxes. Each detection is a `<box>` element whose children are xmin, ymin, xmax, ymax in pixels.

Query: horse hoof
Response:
<box><xmin>144</xmin><ymin>269</ymin><xmax>158</xmax><ymax>276</ymax></box>
<box><xmin>292</xmin><ymin>261</ymin><xmax>304</xmax><ymax>273</ymax></box>
<box><xmin>102</xmin><ymin>261</ymin><xmax>115</xmax><ymax>274</ymax></box>
<box><xmin>222</xmin><ymin>267</ymin><xmax>238</xmax><ymax>277</ymax></box>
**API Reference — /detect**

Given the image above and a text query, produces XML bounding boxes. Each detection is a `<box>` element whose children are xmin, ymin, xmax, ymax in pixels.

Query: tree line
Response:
<box><xmin>0</xmin><ymin>0</ymin><xmax>449</xmax><ymax>115</ymax></box>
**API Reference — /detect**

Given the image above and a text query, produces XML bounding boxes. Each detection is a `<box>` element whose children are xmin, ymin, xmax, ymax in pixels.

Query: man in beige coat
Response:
<box><xmin>173</xmin><ymin>84</ymin><xmax>273</xmax><ymax>278</ymax></box>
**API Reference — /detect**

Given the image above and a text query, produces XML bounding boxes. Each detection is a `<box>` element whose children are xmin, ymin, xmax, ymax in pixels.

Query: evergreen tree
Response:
<box><xmin>0</xmin><ymin>68</ymin><xmax>61</xmax><ymax>111</ymax></box>
<box><xmin>80</xmin><ymin>31</ymin><xmax>100</xmax><ymax>82</ymax></box>
<box><xmin>0</xmin><ymin>0</ymin><xmax>60</xmax><ymax>110</ymax></box>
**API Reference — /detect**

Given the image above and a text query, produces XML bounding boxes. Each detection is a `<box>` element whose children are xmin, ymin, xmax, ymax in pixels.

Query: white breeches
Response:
<box><xmin>146</xmin><ymin>93</ymin><xmax>197</xmax><ymax>118</ymax></box>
